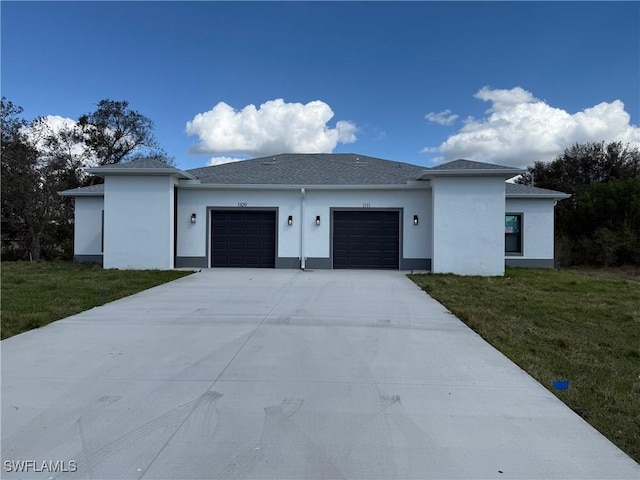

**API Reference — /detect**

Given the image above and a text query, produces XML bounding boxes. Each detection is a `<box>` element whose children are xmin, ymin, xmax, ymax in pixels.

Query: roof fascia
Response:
<box><xmin>86</xmin><ymin>167</ymin><xmax>197</xmax><ymax>180</ymax></box>
<box><xmin>418</xmin><ymin>168</ymin><xmax>523</xmax><ymax>180</ymax></box>
<box><xmin>58</xmin><ymin>190</ymin><xmax>104</xmax><ymax>197</ymax></box>
<box><xmin>57</xmin><ymin>186</ymin><xmax>568</xmax><ymax>199</ymax></box>
<box><xmin>178</xmin><ymin>182</ymin><xmax>431</xmax><ymax>191</ymax></box>
<box><xmin>507</xmin><ymin>192</ymin><xmax>571</xmax><ymax>200</ymax></box>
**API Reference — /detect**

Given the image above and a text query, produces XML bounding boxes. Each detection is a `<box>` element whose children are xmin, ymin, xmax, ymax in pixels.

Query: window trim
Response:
<box><xmin>101</xmin><ymin>209</ymin><xmax>104</xmax><ymax>253</ymax></box>
<box><xmin>505</xmin><ymin>212</ymin><xmax>523</xmax><ymax>256</ymax></box>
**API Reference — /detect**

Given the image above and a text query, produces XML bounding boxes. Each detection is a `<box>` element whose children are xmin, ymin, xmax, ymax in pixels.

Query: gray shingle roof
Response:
<box><xmin>59</xmin><ymin>155</ymin><xmax>569</xmax><ymax>199</ymax></box>
<box><xmin>431</xmin><ymin>159</ymin><xmax>517</xmax><ymax>170</ymax></box>
<box><xmin>87</xmin><ymin>158</ymin><xmax>196</xmax><ymax>179</ymax></box>
<box><xmin>58</xmin><ymin>184</ymin><xmax>105</xmax><ymax>196</ymax></box>
<box><xmin>506</xmin><ymin>183</ymin><xmax>570</xmax><ymax>198</ymax></box>
<box><xmin>97</xmin><ymin>158</ymin><xmax>177</xmax><ymax>169</ymax></box>
<box><xmin>187</xmin><ymin>153</ymin><xmax>425</xmax><ymax>185</ymax></box>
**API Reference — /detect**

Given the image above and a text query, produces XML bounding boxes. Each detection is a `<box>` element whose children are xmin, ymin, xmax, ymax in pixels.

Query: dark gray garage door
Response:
<box><xmin>211</xmin><ymin>211</ymin><xmax>276</xmax><ymax>268</ymax></box>
<box><xmin>333</xmin><ymin>210</ymin><xmax>400</xmax><ymax>269</ymax></box>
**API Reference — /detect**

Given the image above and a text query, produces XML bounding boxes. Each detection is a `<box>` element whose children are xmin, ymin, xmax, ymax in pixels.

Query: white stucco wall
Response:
<box><xmin>176</xmin><ymin>187</ymin><xmax>431</xmax><ymax>266</ymax></box>
<box><xmin>177</xmin><ymin>188</ymin><xmax>299</xmax><ymax>260</ymax></box>
<box><xmin>431</xmin><ymin>176</ymin><xmax>506</xmax><ymax>275</ymax></box>
<box><xmin>73</xmin><ymin>196</ymin><xmax>104</xmax><ymax>256</ymax></box>
<box><xmin>103</xmin><ymin>175</ymin><xmax>177</xmax><ymax>269</ymax></box>
<box><xmin>505</xmin><ymin>198</ymin><xmax>556</xmax><ymax>260</ymax></box>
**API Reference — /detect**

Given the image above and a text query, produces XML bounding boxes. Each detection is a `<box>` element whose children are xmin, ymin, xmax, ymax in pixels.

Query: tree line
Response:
<box><xmin>2</xmin><ymin>96</ymin><xmax>639</xmax><ymax>266</ymax></box>
<box><xmin>1</xmin><ymin>97</ymin><xmax>172</xmax><ymax>261</ymax></box>
<box><xmin>517</xmin><ymin>141</ymin><xmax>640</xmax><ymax>266</ymax></box>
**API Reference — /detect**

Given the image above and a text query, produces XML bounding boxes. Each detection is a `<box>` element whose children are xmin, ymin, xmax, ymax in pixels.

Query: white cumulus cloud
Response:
<box><xmin>207</xmin><ymin>156</ymin><xmax>245</xmax><ymax>166</ymax></box>
<box><xmin>474</xmin><ymin>85</ymin><xmax>536</xmax><ymax>107</ymax></box>
<box><xmin>22</xmin><ymin>115</ymin><xmax>98</xmax><ymax>166</ymax></box>
<box><xmin>425</xmin><ymin>109</ymin><xmax>459</xmax><ymax>126</ymax></box>
<box><xmin>186</xmin><ymin>99</ymin><xmax>357</xmax><ymax>158</ymax></box>
<box><xmin>24</xmin><ymin>115</ymin><xmax>78</xmax><ymax>148</ymax></box>
<box><xmin>40</xmin><ymin>115</ymin><xmax>78</xmax><ymax>132</ymax></box>
<box><xmin>336</xmin><ymin>120</ymin><xmax>358</xmax><ymax>143</ymax></box>
<box><xmin>424</xmin><ymin>86</ymin><xmax>640</xmax><ymax>168</ymax></box>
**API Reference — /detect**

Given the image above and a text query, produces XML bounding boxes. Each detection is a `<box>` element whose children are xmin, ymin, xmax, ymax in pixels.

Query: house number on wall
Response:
<box><xmin>237</xmin><ymin>202</ymin><xmax>247</xmax><ymax>207</ymax></box>
<box><xmin>363</xmin><ymin>203</ymin><xmax>371</xmax><ymax>208</ymax></box>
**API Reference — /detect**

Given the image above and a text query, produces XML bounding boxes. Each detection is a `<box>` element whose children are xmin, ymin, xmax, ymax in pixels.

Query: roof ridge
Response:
<box><xmin>95</xmin><ymin>158</ymin><xmax>176</xmax><ymax>169</ymax></box>
<box><xmin>185</xmin><ymin>153</ymin><xmax>425</xmax><ymax>185</ymax></box>
<box><xmin>432</xmin><ymin>158</ymin><xmax>518</xmax><ymax>170</ymax></box>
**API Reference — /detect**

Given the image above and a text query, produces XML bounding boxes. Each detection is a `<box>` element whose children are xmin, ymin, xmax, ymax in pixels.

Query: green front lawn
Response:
<box><xmin>409</xmin><ymin>267</ymin><xmax>640</xmax><ymax>464</ymax></box>
<box><xmin>1</xmin><ymin>261</ymin><xmax>192</xmax><ymax>340</ymax></box>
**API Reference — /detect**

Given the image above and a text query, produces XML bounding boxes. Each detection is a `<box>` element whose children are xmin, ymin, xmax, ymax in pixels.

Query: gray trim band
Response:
<box><xmin>175</xmin><ymin>256</ymin><xmax>208</xmax><ymax>268</ymax></box>
<box><xmin>275</xmin><ymin>257</ymin><xmax>301</xmax><ymax>269</ymax></box>
<box><xmin>400</xmin><ymin>258</ymin><xmax>431</xmax><ymax>271</ymax></box>
<box><xmin>174</xmin><ymin>256</ymin><xmax>432</xmax><ymax>271</ymax></box>
<box><xmin>505</xmin><ymin>258</ymin><xmax>554</xmax><ymax>268</ymax></box>
<box><xmin>74</xmin><ymin>254</ymin><xmax>103</xmax><ymax>265</ymax></box>
<box><xmin>176</xmin><ymin>257</ymin><xmax>328</xmax><ymax>269</ymax></box>
<box><xmin>305</xmin><ymin>258</ymin><xmax>331</xmax><ymax>269</ymax></box>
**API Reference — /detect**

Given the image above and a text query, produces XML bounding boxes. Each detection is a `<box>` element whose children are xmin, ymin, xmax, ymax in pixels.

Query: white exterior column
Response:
<box><xmin>431</xmin><ymin>176</ymin><xmax>506</xmax><ymax>275</ymax></box>
<box><xmin>103</xmin><ymin>175</ymin><xmax>177</xmax><ymax>270</ymax></box>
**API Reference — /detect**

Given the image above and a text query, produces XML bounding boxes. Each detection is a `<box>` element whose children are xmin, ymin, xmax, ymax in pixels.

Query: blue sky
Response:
<box><xmin>2</xmin><ymin>1</ymin><xmax>639</xmax><ymax>170</ymax></box>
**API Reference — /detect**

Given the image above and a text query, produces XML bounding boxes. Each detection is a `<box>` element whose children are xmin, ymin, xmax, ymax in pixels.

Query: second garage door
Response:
<box><xmin>211</xmin><ymin>210</ymin><xmax>276</xmax><ymax>268</ymax></box>
<box><xmin>333</xmin><ymin>210</ymin><xmax>400</xmax><ymax>269</ymax></box>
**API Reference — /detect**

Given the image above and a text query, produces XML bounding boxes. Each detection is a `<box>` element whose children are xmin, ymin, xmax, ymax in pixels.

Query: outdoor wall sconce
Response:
<box><xmin>315</xmin><ymin>215</ymin><xmax>321</xmax><ymax>226</ymax></box>
<box><xmin>413</xmin><ymin>214</ymin><xmax>419</xmax><ymax>226</ymax></box>
<box><xmin>288</xmin><ymin>215</ymin><xmax>293</xmax><ymax>226</ymax></box>
<box><xmin>190</xmin><ymin>213</ymin><xmax>197</xmax><ymax>224</ymax></box>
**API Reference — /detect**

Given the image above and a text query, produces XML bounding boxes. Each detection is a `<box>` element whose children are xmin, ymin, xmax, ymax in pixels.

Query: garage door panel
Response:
<box><xmin>244</xmin><ymin>256</ymin><xmax>259</xmax><ymax>265</ymax></box>
<box><xmin>212</xmin><ymin>211</ymin><xmax>276</xmax><ymax>268</ymax></box>
<box><xmin>333</xmin><ymin>211</ymin><xmax>399</xmax><ymax>270</ymax></box>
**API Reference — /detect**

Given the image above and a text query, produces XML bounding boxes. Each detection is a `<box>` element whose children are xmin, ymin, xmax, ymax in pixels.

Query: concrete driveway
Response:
<box><xmin>2</xmin><ymin>269</ymin><xmax>638</xmax><ymax>479</ymax></box>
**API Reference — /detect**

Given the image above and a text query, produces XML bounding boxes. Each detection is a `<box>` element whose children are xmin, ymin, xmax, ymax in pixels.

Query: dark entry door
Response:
<box><xmin>211</xmin><ymin>211</ymin><xmax>276</xmax><ymax>268</ymax></box>
<box><xmin>333</xmin><ymin>210</ymin><xmax>400</xmax><ymax>269</ymax></box>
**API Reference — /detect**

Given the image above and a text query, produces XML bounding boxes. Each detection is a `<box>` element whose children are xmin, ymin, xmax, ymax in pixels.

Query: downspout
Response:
<box><xmin>300</xmin><ymin>188</ymin><xmax>306</xmax><ymax>270</ymax></box>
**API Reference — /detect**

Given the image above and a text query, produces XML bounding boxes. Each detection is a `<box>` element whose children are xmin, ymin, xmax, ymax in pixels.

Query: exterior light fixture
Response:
<box><xmin>413</xmin><ymin>214</ymin><xmax>419</xmax><ymax>226</ymax></box>
<box><xmin>288</xmin><ymin>215</ymin><xmax>293</xmax><ymax>226</ymax></box>
<box><xmin>315</xmin><ymin>215</ymin><xmax>321</xmax><ymax>226</ymax></box>
<box><xmin>190</xmin><ymin>213</ymin><xmax>197</xmax><ymax>224</ymax></box>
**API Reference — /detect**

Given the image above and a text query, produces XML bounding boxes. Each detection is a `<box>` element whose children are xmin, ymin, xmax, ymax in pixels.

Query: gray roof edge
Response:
<box><xmin>58</xmin><ymin>185</ymin><xmax>105</xmax><ymax>197</ymax></box>
<box><xmin>506</xmin><ymin>191</ymin><xmax>571</xmax><ymax>199</ymax></box>
<box><xmin>418</xmin><ymin>168</ymin><xmax>523</xmax><ymax>179</ymax></box>
<box><xmin>418</xmin><ymin>158</ymin><xmax>524</xmax><ymax>179</ymax></box>
<box><xmin>86</xmin><ymin>165</ymin><xmax>196</xmax><ymax>180</ymax></box>
<box><xmin>58</xmin><ymin>181</ymin><xmax>431</xmax><ymax>196</ymax></box>
<box><xmin>505</xmin><ymin>183</ymin><xmax>571</xmax><ymax>199</ymax></box>
<box><xmin>58</xmin><ymin>178</ymin><xmax>568</xmax><ymax>199</ymax></box>
<box><xmin>177</xmin><ymin>182</ymin><xmax>431</xmax><ymax>191</ymax></box>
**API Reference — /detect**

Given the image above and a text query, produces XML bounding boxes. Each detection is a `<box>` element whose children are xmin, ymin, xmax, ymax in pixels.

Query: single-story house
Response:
<box><xmin>59</xmin><ymin>153</ymin><xmax>570</xmax><ymax>276</ymax></box>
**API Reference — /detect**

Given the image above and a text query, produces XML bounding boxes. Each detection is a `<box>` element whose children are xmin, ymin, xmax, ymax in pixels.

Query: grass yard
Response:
<box><xmin>1</xmin><ymin>261</ymin><xmax>193</xmax><ymax>340</ymax></box>
<box><xmin>409</xmin><ymin>267</ymin><xmax>640</xmax><ymax>464</ymax></box>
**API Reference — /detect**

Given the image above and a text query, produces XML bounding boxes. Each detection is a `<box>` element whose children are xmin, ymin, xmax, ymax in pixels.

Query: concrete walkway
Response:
<box><xmin>2</xmin><ymin>269</ymin><xmax>638</xmax><ymax>479</ymax></box>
